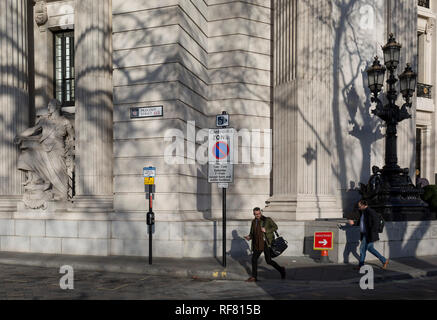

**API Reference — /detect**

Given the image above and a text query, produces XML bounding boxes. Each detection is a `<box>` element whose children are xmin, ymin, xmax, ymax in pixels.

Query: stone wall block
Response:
<box><xmin>183</xmin><ymin>225</ymin><xmax>215</xmax><ymax>241</ymax></box>
<box><xmin>431</xmin><ymin>226</ymin><xmax>437</xmax><ymax>238</ymax></box>
<box><xmin>15</xmin><ymin>220</ymin><xmax>45</xmax><ymax>237</ymax></box>
<box><xmin>285</xmin><ymin>241</ymin><xmax>304</xmax><ymax>256</ymax></box>
<box><xmin>385</xmin><ymin>240</ymin><xmax>419</xmax><ymax>258</ymax></box>
<box><xmin>416</xmin><ymin>239</ymin><xmax>437</xmax><ymax>256</ymax></box>
<box><xmin>78</xmin><ymin>221</ymin><xmax>110</xmax><ymax>239</ymax></box>
<box><xmin>62</xmin><ymin>238</ymin><xmax>109</xmax><ymax>256</ymax></box>
<box><xmin>155</xmin><ymin>240</ymin><xmax>183</xmax><ymax>258</ymax></box>
<box><xmin>0</xmin><ymin>236</ymin><xmax>30</xmax><ymax>252</ymax></box>
<box><xmin>110</xmin><ymin>239</ymin><xmax>148</xmax><ymax>256</ymax></box>
<box><xmin>0</xmin><ymin>220</ymin><xmax>14</xmax><ymax>236</ymax></box>
<box><xmin>384</xmin><ymin>224</ymin><xmax>404</xmax><ymax>241</ymax></box>
<box><xmin>111</xmin><ymin>221</ymin><xmax>148</xmax><ymax>240</ymax></box>
<box><xmin>46</xmin><ymin>221</ymin><xmax>78</xmax><ymax>238</ymax></box>
<box><xmin>30</xmin><ymin>237</ymin><xmax>62</xmax><ymax>254</ymax></box>
<box><xmin>169</xmin><ymin>222</ymin><xmax>183</xmax><ymax>241</ymax></box>
<box><xmin>183</xmin><ymin>240</ymin><xmax>215</xmax><ymax>258</ymax></box>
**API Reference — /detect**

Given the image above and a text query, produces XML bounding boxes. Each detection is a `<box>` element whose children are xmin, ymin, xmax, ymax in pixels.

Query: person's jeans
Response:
<box><xmin>359</xmin><ymin>234</ymin><xmax>387</xmax><ymax>267</ymax></box>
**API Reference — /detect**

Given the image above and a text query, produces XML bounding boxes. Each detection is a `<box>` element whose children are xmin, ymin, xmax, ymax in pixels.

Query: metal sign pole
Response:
<box><xmin>144</xmin><ymin>167</ymin><xmax>156</xmax><ymax>266</ymax></box>
<box><xmin>209</xmin><ymin>112</ymin><xmax>233</xmax><ymax>269</ymax></box>
<box><xmin>223</xmin><ymin>187</ymin><xmax>226</xmax><ymax>268</ymax></box>
<box><xmin>149</xmin><ymin>185</ymin><xmax>153</xmax><ymax>265</ymax></box>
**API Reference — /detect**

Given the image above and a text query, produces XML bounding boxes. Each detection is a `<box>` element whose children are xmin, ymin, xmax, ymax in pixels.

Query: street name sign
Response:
<box><xmin>313</xmin><ymin>232</ymin><xmax>334</xmax><ymax>251</ymax></box>
<box><xmin>131</xmin><ymin>106</ymin><xmax>163</xmax><ymax>119</ymax></box>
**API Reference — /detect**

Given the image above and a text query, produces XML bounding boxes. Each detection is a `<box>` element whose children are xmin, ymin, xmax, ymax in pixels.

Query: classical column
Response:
<box><xmin>387</xmin><ymin>0</ymin><xmax>417</xmax><ymax>181</ymax></box>
<box><xmin>264</xmin><ymin>0</ymin><xmax>341</xmax><ymax>220</ymax></box>
<box><xmin>0</xmin><ymin>0</ymin><xmax>29</xmax><ymax>211</ymax></box>
<box><xmin>74</xmin><ymin>0</ymin><xmax>113</xmax><ymax>210</ymax></box>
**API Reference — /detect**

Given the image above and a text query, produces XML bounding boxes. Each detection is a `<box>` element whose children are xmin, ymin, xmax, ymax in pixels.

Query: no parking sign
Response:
<box><xmin>212</xmin><ymin>141</ymin><xmax>230</xmax><ymax>160</ymax></box>
<box><xmin>208</xmin><ymin>128</ymin><xmax>234</xmax><ymax>184</ymax></box>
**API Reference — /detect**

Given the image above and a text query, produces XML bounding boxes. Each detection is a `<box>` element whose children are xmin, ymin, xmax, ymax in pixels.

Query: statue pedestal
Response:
<box><xmin>69</xmin><ymin>195</ymin><xmax>114</xmax><ymax>213</ymax></box>
<box><xmin>17</xmin><ymin>200</ymin><xmax>72</xmax><ymax>213</ymax></box>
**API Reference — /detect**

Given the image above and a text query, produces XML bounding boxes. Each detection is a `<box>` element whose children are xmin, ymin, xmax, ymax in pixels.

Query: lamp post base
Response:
<box><xmin>372</xmin><ymin>203</ymin><xmax>435</xmax><ymax>222</ymax></box>
<box><xmin>360</xmin><ymin>166</ymin><xmax>435</xmax><ymax>222</ymax></box>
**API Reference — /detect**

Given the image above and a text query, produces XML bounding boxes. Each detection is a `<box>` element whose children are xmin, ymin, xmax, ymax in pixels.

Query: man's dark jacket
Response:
<box><xmin>248</xmin><ymin>216</ymin><xmax>278</xmax><ymax>251</ymax></box>
<box><xmin>350</xmin><ymin>207</ymin><xmax>380</xmax><ymax>243</ymax></box>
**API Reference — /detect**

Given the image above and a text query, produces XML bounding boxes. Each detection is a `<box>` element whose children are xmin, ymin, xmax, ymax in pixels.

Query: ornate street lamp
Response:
<box><xmin>361</xmin><ymin>34</ymin><xmax>433</xmax><ymax>221</ymax></box>
<box><xmin>399</xmin><ymin>64</ymin><xmax>417</xmax><ymax>100</ymax></box>
<box><xmin>382</xmin><ymin>33</ymin><xmax>401</xmax><ymax>69</ymax></box>
<box><xmin>366</xmin><ymin>57</ymin><xmax>386</xmax><ymax>94</ymax></box>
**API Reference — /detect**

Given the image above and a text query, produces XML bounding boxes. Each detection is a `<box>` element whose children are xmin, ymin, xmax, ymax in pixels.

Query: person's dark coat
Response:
<box><xmin>352</xmin><ymin>207</ymin><xmax>380</xmax><ymax>243</ymax></box>
<box><xmin>248</xmin><ymin>216</ymin><xmax>278</xmax><ymax>251</ymax></box>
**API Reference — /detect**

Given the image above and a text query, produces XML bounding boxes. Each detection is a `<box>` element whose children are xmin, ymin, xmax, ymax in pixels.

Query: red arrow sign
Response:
<box><xmin>314</xmin><ymin>232</ymin><xmax>333</xmax><ymax>251</ymax></box>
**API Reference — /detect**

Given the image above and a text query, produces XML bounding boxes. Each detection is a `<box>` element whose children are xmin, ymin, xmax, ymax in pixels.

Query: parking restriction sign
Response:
<box><xmin>143</xmin><ymin>167</ymin><xmax>156</xmax><ymax>185</ymax></box>
<box><xmin>208</xmin><ymin>128</ymin><xmax>234</xmax><ymax>184</ymax></box>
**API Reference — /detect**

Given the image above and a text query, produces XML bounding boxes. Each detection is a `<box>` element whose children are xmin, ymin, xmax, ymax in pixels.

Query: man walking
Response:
<box><xmin>348</xmin><ymin>200</ymin><xmax>389</xmax><ymax>270</ymax></box>
<box><xmin>244</xmin><ymin>207</ymin><xmax>286</xmax><ymax>282</ymax></box>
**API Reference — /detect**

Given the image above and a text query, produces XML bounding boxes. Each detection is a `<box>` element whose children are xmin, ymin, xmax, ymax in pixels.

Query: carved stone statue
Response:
<box><xmin>14</xmin><ymin>99</ymin><xmax>75</xmax><ymax>209</ymax></box>
<box><xmin>34</xmin><ymin>0</ymin><xmax>48</xmax><ymax>26</ymax></box>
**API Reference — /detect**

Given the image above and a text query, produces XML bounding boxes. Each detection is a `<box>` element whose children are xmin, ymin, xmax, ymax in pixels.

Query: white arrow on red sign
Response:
<box><xmin>318</xmin><ymin>239</ymin><xmax>328</xmax><ymax>246</ymax></box>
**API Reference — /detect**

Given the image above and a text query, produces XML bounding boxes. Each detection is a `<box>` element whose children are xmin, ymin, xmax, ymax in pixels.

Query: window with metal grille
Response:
<box><xmin>418</xmin><ymin>0</ymin><xmax>430</xmax><ymax>8</ymax></box>
<box><xmin>54</xmin><ymin>30</ymin><xmax>75</xmax><ymax>107</ymax></box>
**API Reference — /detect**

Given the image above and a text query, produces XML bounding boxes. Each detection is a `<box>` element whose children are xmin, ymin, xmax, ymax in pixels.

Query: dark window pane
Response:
<box><xmin>54</xmin><ymin>30</ymin><xmax>75</xmax><ymax>107</ymax></box>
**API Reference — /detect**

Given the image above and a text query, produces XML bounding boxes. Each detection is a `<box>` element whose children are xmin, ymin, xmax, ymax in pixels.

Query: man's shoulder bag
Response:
<box><xmin>270</xmin><ymin>230</ymin><xmax>288</xmax><ymax>258</ymax></box>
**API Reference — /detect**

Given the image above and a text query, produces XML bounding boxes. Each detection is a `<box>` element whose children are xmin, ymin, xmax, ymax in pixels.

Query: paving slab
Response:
<box><xmin>0</xmin><ymin>251</ymin><xmax>437</xmax><ymax>285</ymax></box>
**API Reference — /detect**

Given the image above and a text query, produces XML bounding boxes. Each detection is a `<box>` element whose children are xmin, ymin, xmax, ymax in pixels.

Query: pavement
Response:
<box><xmin>1</xmin><ymin>251</ymin><xmax>437</xmax><ymax>285</ymax></box>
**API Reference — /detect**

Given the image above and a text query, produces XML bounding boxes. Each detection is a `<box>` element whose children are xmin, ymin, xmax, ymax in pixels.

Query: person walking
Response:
<box><xmin>244</xmin><ymin>207</ymin><xmax>286</xmax><ymax>282</ymax></box>
<box><xmin>348</xmin><ymin>200</ymin><xmax>389</xmax><ymax>270</ymax></box>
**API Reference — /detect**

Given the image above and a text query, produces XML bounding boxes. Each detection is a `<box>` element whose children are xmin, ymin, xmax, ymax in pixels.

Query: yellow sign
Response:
<box><xmin>144</xmin><ymin>177</ymin><xmax>155</xmax><ymax>185</ymax></box>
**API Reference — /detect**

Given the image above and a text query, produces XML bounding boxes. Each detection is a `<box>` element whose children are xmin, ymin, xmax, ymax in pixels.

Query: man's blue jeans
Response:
<box><xmin>359</xmin><ymin>234</ymin><xmax>387</xmax><ymax>267</ymax></box>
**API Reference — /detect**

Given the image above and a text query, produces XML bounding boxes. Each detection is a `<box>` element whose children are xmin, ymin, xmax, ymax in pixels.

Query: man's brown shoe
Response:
<box><xmin>382</xmin><ymin>259</ymin><xmax>389</xmax><ymax>270</ymax></box>
<box><xmin>246</xmin><ymin>277</ymin><xmax>257</xmax><ymax>282</ymax></box>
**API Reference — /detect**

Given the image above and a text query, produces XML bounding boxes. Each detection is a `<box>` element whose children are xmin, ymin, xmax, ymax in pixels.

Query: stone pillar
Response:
<box><xmin>74</xmin><ymin>0</ymin><xmax>113</xmax><ymax>210</ymax></box>
<box><xmin>388</xmin><ymin>0</ymin><xmax>417</xmax><ymax>182</ymax></box>
<box><xmin>0</xmin><ymin>0</ymin><xmax>29</xmax><ymax>211</ymax></box>
<box><xmin>33</xmin><ymin>0</ymin><xmax>53</xmax><ymax>115</ymax></box>
<box><xmin>265</xmin><ymin>0</ymin><xmax>341</xmax><ymax>220</ymax></box>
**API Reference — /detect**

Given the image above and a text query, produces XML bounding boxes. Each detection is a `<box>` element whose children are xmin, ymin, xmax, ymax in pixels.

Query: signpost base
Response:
<box><xmin>320</xmin><ymin>250</ymin><xmax>331</xmax><ymax>264</ymax></box>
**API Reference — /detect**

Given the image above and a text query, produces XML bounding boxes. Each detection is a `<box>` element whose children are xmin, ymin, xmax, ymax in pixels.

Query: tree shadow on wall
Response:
<box><xmin>298</xmin><ymin>0</ymin><xmax>433</xmax><ymax>268</ymax></box>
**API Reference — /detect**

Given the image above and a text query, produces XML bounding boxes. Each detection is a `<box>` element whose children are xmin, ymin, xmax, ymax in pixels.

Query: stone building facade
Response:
<box><xmin>0</xmin><ymin>0</ymin><xmax>436</xmax><ymax>261</ymax></box>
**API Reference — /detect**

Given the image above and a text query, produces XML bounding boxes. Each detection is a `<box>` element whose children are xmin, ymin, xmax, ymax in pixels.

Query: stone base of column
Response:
<box><xmin>69</xmin><ymin>196</ymin><xmax>114</xmax><ymax>213</ymax></box>
<box><xmin>264</xmin><ymin>195</ymin><xmax>342</xmax><ymax>221</ymax></box>
<box><xmin>263</xmin><ymin>195</ymin><xmax>298</xmax><ymax>220</ymax></box>
<box><xmin>0</xmin><ymin>196</ymin><xmax>21</xmax><ymax>212</ymax></box>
